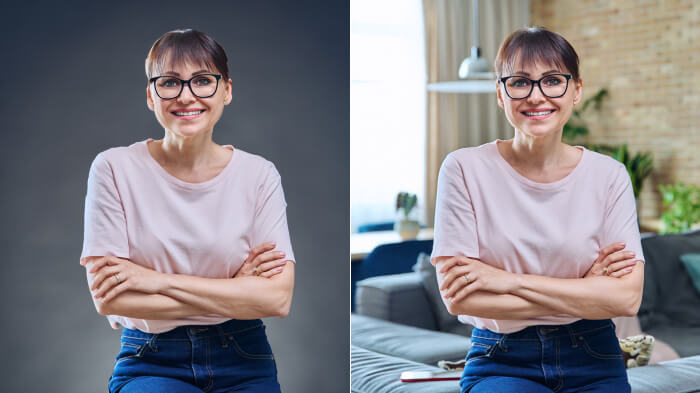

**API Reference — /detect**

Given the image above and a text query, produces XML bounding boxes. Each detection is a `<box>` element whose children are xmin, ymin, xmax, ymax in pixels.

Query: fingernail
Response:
<box><xmin>625</xmin><ymin>267</ymin><xmax>633</xmax><ymax>272</ymax></box>
<box><xmin>278</xmin><ymin>251</ymin><xmax>285</xmax><ymax>257</ymax></box>
<box><xmin>275</xmin><ymin>267</ymin><xmax>283</xmax><ymax>272</ymax></box>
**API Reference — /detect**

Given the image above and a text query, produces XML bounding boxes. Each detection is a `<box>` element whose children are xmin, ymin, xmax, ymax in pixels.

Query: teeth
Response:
<box><xmin>524</xmin><ymin>110</ymin><xmax>553</xmax><ymax>116</ymax></box>
<box><xmin>174</xmin><ymin>110</ymin><xmax>203</xmax><ymax>116</ymax></box>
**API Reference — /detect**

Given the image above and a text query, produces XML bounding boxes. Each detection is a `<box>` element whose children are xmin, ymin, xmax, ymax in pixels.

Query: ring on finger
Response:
<box><xmin>463</xmin><ymin>274</ymin><xmax>472</xmax><ymax>283</ymax></box>
<box><xmin>603</xmin><ymin>267</ymin><xmax>609</xmax><ymax>276</ymax></box>
<box><xmin>253</xmin><ymin>267</ymin><xmax>260</xmax><ymax>276</ymax></box>
<box><xmin>113</xmin><ymin>273</ymin><xmax>121</xmax><ymax>284</ymax></box>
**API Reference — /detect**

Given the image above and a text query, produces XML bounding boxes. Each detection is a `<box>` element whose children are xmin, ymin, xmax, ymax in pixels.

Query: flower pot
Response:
<box><xmin>395</xmin><ymin>219</ymin><xmax>420</xmax><ymax>240</ymax></box>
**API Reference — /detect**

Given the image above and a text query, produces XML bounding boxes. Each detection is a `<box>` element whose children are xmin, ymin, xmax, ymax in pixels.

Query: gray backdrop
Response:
<box><xmin>0</xmin><ymin>1</ymin><xmax>349</xmax><ymax>392</ymax></box>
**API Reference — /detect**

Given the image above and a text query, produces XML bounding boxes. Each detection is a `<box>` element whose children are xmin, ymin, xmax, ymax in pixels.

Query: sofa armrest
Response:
<box><xmin>356</xmin><ymin>272</ymin><xmax>437</xmax><ymax>331</ymax></box>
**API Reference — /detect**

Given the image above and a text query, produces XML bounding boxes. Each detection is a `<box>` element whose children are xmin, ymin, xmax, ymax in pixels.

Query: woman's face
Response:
<box><xmin>146</xmin><ymin>59</ymin><xmax>232</xmax><ymax>139</ymax></box>
<box><xmin>496</xmin><ymin>59</ymin><xmax>582</xmax><ymax>139</ymax></box>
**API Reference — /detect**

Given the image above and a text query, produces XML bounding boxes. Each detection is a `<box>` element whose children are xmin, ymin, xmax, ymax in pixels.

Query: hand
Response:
<box><xmin>585</xmin><ymin>242</ymin><xmax>640</xmax><ymax>278</ymax></box>
<box><xmin>235</xmin><ymin>242</ymin><xmax>288</xmax><ymax>278</ymax></box>
<box><xmin>85</xmin><ymin>256</ymin><xmax>164</xmax><ymax>303</ymax></box>
<box><xmin>437</xmin><ymin>256</ymin><xmax>516</xmax><ymax>303</ymax></box>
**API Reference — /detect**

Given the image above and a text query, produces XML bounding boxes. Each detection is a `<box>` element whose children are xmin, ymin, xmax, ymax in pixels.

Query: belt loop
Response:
<box><xmin>566</xmin><ymin>325</ymin><xmax>578</xmax><ymax>348</ymax></box>
<box><xmin>215</xmin><ymin>325</ymin><xmax>229</xmax><ymax>348</ymax></box>
<box><xmin>147</xmin><ymin>334</ymin><xmax>159</xmax><ymax>352</ymax></box>
<box><xmin>498</xmin><ymin>334</ymin><xmax>508</xmax><ymax>352</ymax></box>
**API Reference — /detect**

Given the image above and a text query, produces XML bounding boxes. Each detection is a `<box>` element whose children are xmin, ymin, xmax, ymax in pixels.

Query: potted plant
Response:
<box><xmin>658</xmin><ymin>182</ymin><xmax>700</xmax><ymax>234</ymax></box>
<box><xmin>395</xmin><ymin>192</ymin><xmax>420</xmax><ymax>240</ymax></box>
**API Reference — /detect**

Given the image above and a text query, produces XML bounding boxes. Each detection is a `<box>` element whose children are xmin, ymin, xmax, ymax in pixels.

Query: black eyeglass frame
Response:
<box><xmin>149</xmin><ymin>73</ymin><xmax>222</xmax><ymax>100</ymax></box>
<box><xmin>499</xmin><ymin>73</ymin><xmax>572</xmax><ymax>100</ymax></box>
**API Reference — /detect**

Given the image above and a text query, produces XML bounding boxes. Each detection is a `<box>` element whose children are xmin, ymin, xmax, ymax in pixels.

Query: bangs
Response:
<box><xmin>495</xmin><ymin>27</ymin><xmax>579</xmax><ymax>81</ymax></box>
<box><xmin>145</xmin><ymin>29</ymin><xmax>229</xmax><ymax>80</ymax></box>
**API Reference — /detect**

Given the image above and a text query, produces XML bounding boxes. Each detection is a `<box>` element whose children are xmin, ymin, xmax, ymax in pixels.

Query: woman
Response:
<box><xmin>79</xmin><ymin>29</ymin><xmax>295</xmax><ymax>393</ymax></box>
<box><xmin>432</xmin><ymin>27</ymin><xmax>644</xmax><ymax>393</ymax></box>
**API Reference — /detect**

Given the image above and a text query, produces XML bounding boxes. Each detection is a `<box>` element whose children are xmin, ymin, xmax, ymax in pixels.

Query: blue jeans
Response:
<box><xmin>461</xmin><ymin>319</ymin><xmax>630</xmax><ymax>393</ymax></box>
<box><xmin>108</xmin><ymin>319</ymin><xmax>280</xmax><ymax>393</ymax></box>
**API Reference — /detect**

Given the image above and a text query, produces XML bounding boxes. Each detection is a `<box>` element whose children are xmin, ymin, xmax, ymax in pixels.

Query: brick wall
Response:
<box><xmin>531</xmin><ymin>0</ymin><xmax>699</xmax><ymax>223</ymax></box>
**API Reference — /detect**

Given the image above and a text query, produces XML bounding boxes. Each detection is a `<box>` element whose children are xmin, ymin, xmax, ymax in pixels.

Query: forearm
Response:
<box><xmin>511</xmin><ymin>267</ymin><xmax>643</xmax><ymax>319</ymax></box>
<box><xmin>160</xmin><ymin>261</ymin><xmax>295</xmax><ymax>319</ymax></box>
<box><xmin>446</xmin><ymin>290</ymin><xmax>571</xmax><ymax>319</ymax></box>
<box><xmin>96</xmin><ymin>290</ymin><xmax>219</xmax><ymax>320</ymax></box>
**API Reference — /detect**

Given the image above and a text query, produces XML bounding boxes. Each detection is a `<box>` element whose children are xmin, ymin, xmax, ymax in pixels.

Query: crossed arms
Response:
<box><xmin>433</xmin><ymin>243</ymin><xmax>644</xmax><ymax>320</ymax></box>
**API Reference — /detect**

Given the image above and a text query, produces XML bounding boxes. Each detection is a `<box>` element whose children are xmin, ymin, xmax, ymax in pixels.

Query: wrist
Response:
<box><xmin>157</xmin><ymin>271</ymin><xmax>175</xmax><ymax>295</ymax></box>
<box><xmin>509</xmin><ymin>272</ymin><xmax>525</xmax><ymax>294</ymax></box>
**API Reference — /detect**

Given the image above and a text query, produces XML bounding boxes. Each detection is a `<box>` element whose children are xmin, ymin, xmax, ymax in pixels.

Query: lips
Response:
<box><xmin>522</xmin><ymin>109</ymin><xmax>555</xmax><ymax>119</ymax></box>
<box><xmin>171</xmin><ymin>109</ymin><xmax>206</xmax><ymax>119</ymax></box>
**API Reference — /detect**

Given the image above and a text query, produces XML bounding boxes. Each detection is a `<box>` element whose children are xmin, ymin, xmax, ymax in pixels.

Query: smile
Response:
<box><xmin>522</xmin><ymin>109</ymin><xmax>555</xmax><ymax>119</ymax></box>
<box><xmin>173</xmin><ymin>110</ymin><xmax>205</xmax><ymax>117</ymax></box>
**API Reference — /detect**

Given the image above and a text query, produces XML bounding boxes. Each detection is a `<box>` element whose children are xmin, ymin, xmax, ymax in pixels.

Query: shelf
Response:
<box><xmin>427</xmin><ymin>80</ymin><xmax>496</xmax><ymax>94</ymax></box>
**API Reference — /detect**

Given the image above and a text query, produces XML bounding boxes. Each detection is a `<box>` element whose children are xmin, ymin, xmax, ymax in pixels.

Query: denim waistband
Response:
<box><xmin>122</xmin><ymin>319</ymin><xmax>264</xmax><ymax>341</ymax></box>
<box><xmin>471</xmin><ymin>319</ymin><xmax>614</xmax><ymax>342</ymax></box>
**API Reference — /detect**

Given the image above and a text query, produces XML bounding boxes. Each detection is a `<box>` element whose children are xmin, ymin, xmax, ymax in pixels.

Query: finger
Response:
<box><xmin>610</xmin><ymin>260</ymin><xmax>641</xmax><ymax>278</ymax></box>
<box><xmin>247</xmin><ymin>242</ymin><xmax>276</xmax><ymax>262</ymax></box>
<box><xmin>94</xmin><ymin>272</ymin><xmax>124</xmax><ymax>299</ymax></box>
<box><xmin>451</xmin><ymin>279</ymin><xmax>481</xmax><ymax>304</ymax></box>
<box><xmin>257</xmin><ymin>258</ymin><xmax>287</xmax><ymax>274</ymax></box>
<box><xmin>607</xmin><ymin>258</ymin><xmax>639</xmax><ymax>274</ymax></box>
<box><xmin>596</xmin><ymin>242</ymin><xmax>626</xmax><ymax>263</ymax></box>
<box><xmin>602</xmin><ymin>250</ymin><xmax>636</xmax><ymax>267</ymax></box>
<box><xmin>252</xmin><ymin>250</ymin><xmax>286</xmax><ymax>267</ymax></box>
<box><xmin>260</xmin><ymin>266</ymin><xmax>285</xmax><ymax>278</ymax></box>
<box><xmin>101</xmin><ymin>280</ymin><xmax>131</xmax><ymax>303</ymax></box>
<box><xmin>438</xmin><ymin>256</ymin><xmax>470</xmax><ymax>274</ymax></box>
<box><xmin>443</xmin><ymin>269</ymin><xmax>473</xmax><ymax>298</ymax></box>
<box><xmin>439</xmin><ymin>265</ymin><xmax>469</xmax><ymax>291</ymax></box>
<box><xmin>90</xmin><ymin>265</ymin><xmax>121</xmax><ymax>291</ymax></box>
<box><xmin>88</xmin><ymin>256</ymin><xmax>115</xmax><ymax>274</ymax></box>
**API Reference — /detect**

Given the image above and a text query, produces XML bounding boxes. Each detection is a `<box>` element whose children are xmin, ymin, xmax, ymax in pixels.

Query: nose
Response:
<box><xmin>177</xmin><ymin>82</ymin><xmax>197</xmax><ymax>104</ymax></box>
<box><xmin>527</xmin><ymin>82</ymin><xmax>546</xmax><ymax>103</ymax></box>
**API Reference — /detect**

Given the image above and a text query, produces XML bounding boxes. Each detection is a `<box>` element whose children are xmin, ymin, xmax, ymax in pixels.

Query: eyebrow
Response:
<box><xmin>511</xmin><ymin>69</ymin><xmax>561</xmax><ymax>77</ymax></box>
<box><xmin>162</xmin><ymin>69</ymin><xmax>210</xmax><ymax>77</ymax></box>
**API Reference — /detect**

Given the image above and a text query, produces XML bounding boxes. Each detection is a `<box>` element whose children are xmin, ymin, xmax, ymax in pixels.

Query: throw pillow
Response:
<box><xmin>413</xmin><ymin>253</ymin><xmax>468</xmax><ymax>336</ymax></box>
<box><xmin>680</xmin><ymin>253</ymin><xmax>700</xmax><ymax>295</ymax></box>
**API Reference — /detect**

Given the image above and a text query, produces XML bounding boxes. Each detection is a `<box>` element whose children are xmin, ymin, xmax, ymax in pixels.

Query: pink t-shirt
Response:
<box><xmin>80</xmin><ymin>139</ymin><xmax>295</xmax><ymax>333</ymax></box>
<box><xmin>431</xmin><ymin>140</ymin><xmax>644</xmax><ymax>333</ymax></box>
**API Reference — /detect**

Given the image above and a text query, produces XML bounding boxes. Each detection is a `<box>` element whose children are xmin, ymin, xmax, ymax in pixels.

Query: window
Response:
<box><xmin>350</xmin><ymin>0</ymin><xmax>426</xmax><ymax>232</ymax></box>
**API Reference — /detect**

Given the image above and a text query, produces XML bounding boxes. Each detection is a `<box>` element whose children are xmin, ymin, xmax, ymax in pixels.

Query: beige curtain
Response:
<box><xmin>423</xmin><ymin>0</ymin><xmax>530</xmax><ymax>225</ymax></box>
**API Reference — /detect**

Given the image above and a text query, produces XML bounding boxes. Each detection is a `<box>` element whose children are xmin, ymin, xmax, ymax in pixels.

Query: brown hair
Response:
<box><xmin>145</xmin><ymin>29</ymin><xmax>229</xmax><ymax>81</ymax></box>
<box><xmin>494</xmin><ymin>26</ymin><xmax>580</xmax><ymax>81</ymax></box>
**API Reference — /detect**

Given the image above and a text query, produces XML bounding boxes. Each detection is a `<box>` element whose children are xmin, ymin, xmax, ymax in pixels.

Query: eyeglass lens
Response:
<box><xmin>155</xmin><ymin>75</ymin><xmax>219</xmax><ymax>99</ymax></box>
<box><xmin>505</xmin><ymin>75</ymin><xmax>568</xmax><ymax>99</ymax></box>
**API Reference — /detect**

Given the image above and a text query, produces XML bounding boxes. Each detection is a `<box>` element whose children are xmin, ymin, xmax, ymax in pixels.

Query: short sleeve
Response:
<box><xmin>80</xmin><ymin>152</ymin><xmax>130</xmax><ymax>263</ymax></box>
<box><xmin>251</xmin><ymin>163</ymin><xmax>295</xmax><ymax>262</ymax></box>
<box><xmin>431</xmin><ymin>153</ymin><xmax>479</xmax><ymax>263</ymax></box>
<box><xmin>602</xmin><ymin>163</ymin><xmax>644</xmax><ymax>262</ymax></box>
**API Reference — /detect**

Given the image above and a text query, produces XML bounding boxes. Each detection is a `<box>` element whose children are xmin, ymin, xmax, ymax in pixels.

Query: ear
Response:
<box><xmin>224</xmin><ymin>77</ymin><xmax>233</xmax><ymax>105</ymax></box>
<box><xmin>572</xmin><ymin>77</ymin><xmax>583</xmax><ymax>106</ymax></box>
<box><xmin>146</xmin><ymin>85</ymin><xmax>155</xmax><ymax>112</ymax></box>
<box><xmin>496</xmin><ymin>82</ymin><xmax>505</xmax><ymax>109</ymax></box>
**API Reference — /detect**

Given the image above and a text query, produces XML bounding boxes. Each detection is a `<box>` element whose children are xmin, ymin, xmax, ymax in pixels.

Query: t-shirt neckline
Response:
<box><xmin>491</xmin><ymin>140</ymin><xmax>587</xmax><ymax>190</ymax></box>
<box><xmin>140</xmin><ymin>138</ymin><xmax>237</xmax><ymax>190</ymax></box>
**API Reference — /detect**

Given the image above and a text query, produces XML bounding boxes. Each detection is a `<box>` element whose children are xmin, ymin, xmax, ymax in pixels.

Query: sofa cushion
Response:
<box><xmin>351</xmin><ymin>345</ymin><xmax>460</xmax><ymax>393</ymax></box>
<box><xmin>680</xmin><ymin>253</ymin><xmax>700</xmax><ymax>295</ymax></box>
<box><xmin>413</xmin><ymin>253</ymin><xmax>472</xmax><ymax>337</ymax></box>
<box><xmin>357</xmin><ymin>273</ymin><xmax>438</xmax><ymax>331</ymax></box>
<box><xmin>639</xmin><ymin>230</ymin><xmax>700</xmax><ymax>329</ymax></box>
<box><xmin>627</xmin><ymin>355</ymin><xmax>700</xmax><ymax>393</ymax></box>
<box><xmin>352</xmin><ymin>314</ymin><xmax>471</xmax><ymax>366</ymax></box>
<box><xmin>645</xmin><ymin>326</ymin><xmax>700</xmax><ymax>358</ymax></box>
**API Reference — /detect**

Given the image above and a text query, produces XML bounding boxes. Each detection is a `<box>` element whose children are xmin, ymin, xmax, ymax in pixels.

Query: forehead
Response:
<box><xmin>502</xmin><ymin>49</ymin><xmax>568</xmax><ymax>76</ymax></box>
<box><xmin>152</xmin><ymin>50</ymin><xmax>219</xmax><ymax>76</ymax></box>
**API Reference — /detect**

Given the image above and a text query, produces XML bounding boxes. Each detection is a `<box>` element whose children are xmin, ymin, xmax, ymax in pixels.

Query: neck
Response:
<box><xmin>158</xmin><ymin>129</ymin><xmax>217</xmax><ymax>170</ymax></box>
<box><xmin>508</xmin><ymin>129</ymin><xmax>566</xmax><ymax>171</ymax></box>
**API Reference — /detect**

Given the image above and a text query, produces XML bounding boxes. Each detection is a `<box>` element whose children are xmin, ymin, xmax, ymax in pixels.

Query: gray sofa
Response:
<box><xmin>351</xmin><ymin>230</ymin><xmax>700</xmax><ymax>393</ymax></box>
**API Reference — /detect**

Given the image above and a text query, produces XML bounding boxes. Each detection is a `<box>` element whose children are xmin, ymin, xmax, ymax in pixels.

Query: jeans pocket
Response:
<box><xmin>465</xmin><ymin>338</ymin><xmax>497</xmax><ymax>365</ymax></box>
<box><xmin>227</xmin><ymin>324</ymin><xmax>274</xmax><ymax>360</ymax></box>
<box><xmin>114</xmin><ymin>337</ymin><xmax>147</xmax><ymax>365</ymax></box>
<box><xmin>579</xmin><ymin>326</ymin><xmax>623</xmax><ymax>360</ymax></box>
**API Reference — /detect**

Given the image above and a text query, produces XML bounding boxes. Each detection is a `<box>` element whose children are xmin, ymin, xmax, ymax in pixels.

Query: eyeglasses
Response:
<box><xmin>499</xmin><ymin>73</ymin><xmax>572</xmax><ymax>100</ymax></box>
<box><xmin>149</xmin><ymin>73</ymin><xmax>222</xmax><ymax>100</ymax></box>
